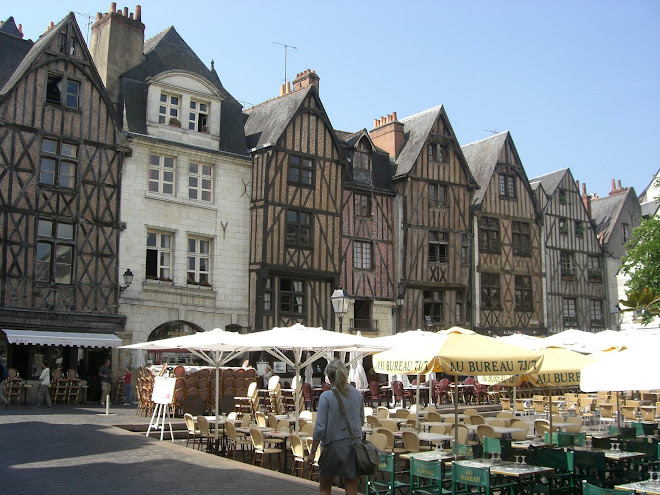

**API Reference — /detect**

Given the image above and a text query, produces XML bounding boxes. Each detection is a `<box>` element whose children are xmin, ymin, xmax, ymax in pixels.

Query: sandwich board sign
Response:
<box><xmin>147</xmin><ymin>376</ymin><xmax>176</xmax><ymax>441</ymax></box>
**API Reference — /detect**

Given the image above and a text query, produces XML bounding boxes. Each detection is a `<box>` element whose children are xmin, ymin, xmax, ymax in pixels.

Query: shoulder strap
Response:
<box><xmin>331</xmin><ymin>388</ymin><xmax>356</xmax><ymax>439</ymax></box>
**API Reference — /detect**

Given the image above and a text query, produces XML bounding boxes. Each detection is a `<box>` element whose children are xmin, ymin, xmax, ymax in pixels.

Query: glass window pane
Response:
<box><xmin>38</xmin><ymin>220</ymin><xmax>54</xmax><ymax>237</ymax></box>
<box><xmin>201</xmin><ymin>191</ymin><xmax>211</xmax><ymax>201</ymax></box>
<box><xmin>188</xmin><ymin>239</ymin><xmax>196</xmax><ymax>253</ymax></box>
<box><xmin>199</xmin><ymin>258</ymin><xmax>208</xmax><ymax>271</ymax></box>
<box><xmin>190</xmin><ymin>101</ymin><xmax>197</xmax><ymax>110</ymax></box>
<box><xmin>199</xmin><ymin>104</ymin><xmax>207</xmax><ymax>112</ymax></box>
<box><xmin>146</xmin><ymin>232</ymin><xmax>157</xmax><ymax>247</ymax></box>
<box><xmin>163</xmin><ymin>157</ymin><xmax>174</xmax><ymax>168</ymax></box>
<box><xmin>163</xmin><ymin>171</ymin><xmax>173</xmax><ymax>182</ymax></box>
<box><xmin>37</xmin><ymin>242</ymin><xmax>51</xmax><ymax>262</ymax></box>
<box><xmin>199</xmin><ymin>240</ymin><xmax>209</xmax><ymax>254</ymax></box>
<box><xmin>170</xmin><ymin>96</ymin><xmax>178</xmax><ymax>105</ymax></box>
<box><xmin>189</xmin><ymin>176</ymin><xmax>198</xmax><ymax>187</ymax></box>
<box><xmin>202</xmin><ymin>165</ymin><xmax>212</xmax><ymax>176</ymax></box>
<box><xmin>57</xmin><ymin>223</ymin><xmax>74</xmax><ymax>240</ymax></box>
<box><xmin>163</xmin><ymin>184</ymin><xmax>173</xmax><ymax>194</ymax></box>
<box><xmin>61</xmin><ymin>143</ymin><xmax>77</xmax><ymax>157</ymax></box>
<box><xmin>150</xmin><ymin>155</ymin><xmax>160</xmax><ymax>166</ymax></box>
<box><xmin>160</xmin><ymin>234</ymin><xmax>171</xmax><ymax>249</ymax></box>
<box><xmin>160</xmin><ymin>94</ymin><xmax>167</xmax><ymax>102</ymax></box>
<box><xmin>189</xmin><ymin>163</ymin><xmax>198</xmax><ymax>174</ymax></box>
<box><xmin>42</xmin><ymin>138</ymin><xmax>57</xmax><ymax>153</ymax></box>
<box><xmin>188</xmin><ymin>257</ymin><xmax>196</xmax><ymax>270</ymax></box>
<box><xmin>40</xmin><ymin>158</ymin><xmax>56</xmax><ymax>184</ymax></box>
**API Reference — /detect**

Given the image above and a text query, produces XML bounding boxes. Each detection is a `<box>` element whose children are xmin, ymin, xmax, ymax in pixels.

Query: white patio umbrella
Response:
<box><xmin>121</xmin><ymin>328</ymin><xmax>247</xmax><ymax>445</ymax></box>
<box><xmin>234</xmin><ymin>324</ymin><xmax>389</xmax><ymax>432</ymax></box>
<box><xmin>581</xmin><ymin>342</ymin><xmax>660</xmax><ymax>392</ymax></box>
<box><xmin>304</xmin><ymin>352</ymin><xmax>314</xmax><ymax>385</ymax></box>
<box><xmin>131</xmin><ymin>349</ymin><xmax>145</xmax><ymax>369</ymax></box>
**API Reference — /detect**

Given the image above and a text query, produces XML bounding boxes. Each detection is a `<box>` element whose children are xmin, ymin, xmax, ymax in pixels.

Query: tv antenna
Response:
<box><xmin>75</xmin><ymin>12</ymin><xmax>94</xmax><ymax>45</ymax></box>
<box><xmin>273</xmin><ymin>41</ymin><xmax>297</xmax><ymax>85</ymax></box>
<box><xmin>483</xmin><ymin>129</ymin><xmax>499</xmax><ymax>135</ymax></box>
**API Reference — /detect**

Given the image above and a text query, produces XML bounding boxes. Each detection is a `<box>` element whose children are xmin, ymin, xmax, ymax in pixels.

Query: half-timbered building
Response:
<box><xmin>590</xmin><ymin>180</ymin><xmax>641</xmax><ymax>330</ymax></box>
<box><xmin>462</xmin><ymin>132</ymin><xmax>545</xmax><ymax>335</ymax></box>
<box><xmin>0</xmin><ymin>14</ymin><xmax>127</xmax><ymax>377</ymax></box>
<box><xmin>336</xmin><ymin>129</ymin><xmax>396</xmax><ymax>335</ymax></box>
<box><xmin>529</xmin><ymin>169</ymin><xmax>607</xmax><ymax>332</ymax></box>
<box><xmin>89</xmin><ymin>6</ymin><xmax>251</xmax><ymax>362</ymax></box>
<box><xmin>244</xmin><ymin>72</ymin><xmax>344</xmax><ymax>331</ymax></box>
<box><xmin>370</xmin><ymin>108</ymin><xmax>478</xmax><ymax>331</ymax></box>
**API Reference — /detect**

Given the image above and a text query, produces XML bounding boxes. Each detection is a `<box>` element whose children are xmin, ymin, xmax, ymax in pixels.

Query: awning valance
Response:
<box><xmin>2</xmin><ymin>329</ymin><xmax>122</xmax><ymax>348</ymax></box>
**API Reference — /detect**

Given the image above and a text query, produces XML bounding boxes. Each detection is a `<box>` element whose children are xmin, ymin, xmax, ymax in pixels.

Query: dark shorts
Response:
<box><xmin>319</xmin><ymin>437</ymin><xmax>357</xmax><ymax>480</ymax></box>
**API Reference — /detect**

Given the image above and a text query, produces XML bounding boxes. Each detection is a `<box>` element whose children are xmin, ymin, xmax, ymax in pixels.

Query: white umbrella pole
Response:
<box><xmin>295</xmin><ymin>365</ymin><xmax>301</xmax><ymax>434</ymax></box>
<box><xmin>512</xmin><ymin>386</ymin><xmax>517</xmax><ymax>415</ymax></box>
<box><xmin>215</xmin><ymin>357</ymin><xmax>219</xmax><ymax>445</ymax></box>
<box><xmin>548</xmin><ymin>387</ymin><xmax>553</xmax><ymax>446</ymax></box>
<box><xmin>454</xmin><ymin>375</ymin><xmax>459</xmax><ymax>458</ymax></box>
<box><xmin>416</xmin><ymin>374</ymin><xmax>421</xmax><ymax>431</ymax></box>
<box><xmin>616</xmin><ymin>392</ymin><xmax>621</xmax><ymax>430</ymax></box>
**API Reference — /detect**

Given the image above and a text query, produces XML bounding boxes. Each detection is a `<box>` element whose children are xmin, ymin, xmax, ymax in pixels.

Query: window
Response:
<box><xmin>423</xmin><ymin>290</ymin><xmax>444</xmax><ymax>324</ymax></box>
<box><xmin>354</xmin><ymin>241</ymin><xmax>373</xmax><ymax>270</ymax></box>
<box><xmin>187</xmin><ymin>237</ymin><xmax>211</xmax><ymax>285</ymax></box>
<box><xmin>188</xmin><ymin>99</ymin><xmax>209</xmax><ymax>132</ymax></box>
<box><xmin>461</xmin><ymin>235</ymin><xmax>469</xmax><ymax>265</ymax></box>
<box><xmin>560</xmin><ymin>251</ymin><xmax>574</xmax><ymax>278</ymax></box>
<box><xmin>146</xmin><ymin>231</ymin><xmax>173</xmax><ymax>280</ymax></box>
<box><xmin>512</xmin><ymin>221</ymin><xmax>531</xmax><ymax>256</ymax></box>
<box><xmin>481</xmin><ymin>273</ymin><xmax>501</xmax><ymax>310</ymax></box>
<box><xmin>280</xmin><ymin>278</ymin><xmax>304</xmax><ymax>314</ymax></box>
<box><xmin>428</xmin><ymin>143</ymin><xmax>448</xmax><ymax>163</ymax></box>
<box><xmin>479</xmin><ymin>217</ymin><xmax>500</xmax><ymax>253</ymax></box>
<box><xmin>148</xmin><ymin>155</ymin><xmax>175</xmax><ymax>194</ymax></box>
<box><xmin>558</xmin><ymin>189</ymin><xmax>568</xmax><ymax>204</ymax></box>
<box><xmin>286</xmin><ymin>209</ymin><xmax>312</xmax><ymax>248</ymax></box>
<box><xmin>188</xmin><ymin>163</ymin><xmax>212</xmax><ymax>201</ymax></box>
<box><xmin>429</xmin><ymin>231</ymin><xmax>448</xmax><ymax>263</ymax></box>
<box><xmin>40</xmin><ymin>138</ymin><xmax>77</xmax><ymax>188</ymax></box>
<box><xmin>354</xmin><ymin>193</ymin><xmax>371</xmax><ymax>217</ymax></box>
<box><xmin>429</xmin><ymin>183</ymin><xmax>448</xmax><ymax>208</ymax></box>
<box><xmin>559</xmin><ymin>217</ymin><xmax>568</xmax><ymax>235</ymax></box>
<box><xmin>588</xmin><ymin>256</ymin><xmax>602</xmax><ymax>282</ymax></box>
<box><xmin>353</xmin><ymin>140</ymin><xmax>371</xmax><ymax>171</ymax></box>
<box><xmin>159</xmin><ymin>93</ymin><xmax>180</xmax><ymax>125</ymax></box>
<box><xmin>498</xmin><ymin>173</ymin><xmax>516</xmax><ymax>198</ymax></box>
<box><xmin>455</xmin><ymin>291</ymin><xmax>465</xmax><ymax>323</ymax></box>
<box><xmin>574</xmin><ymin>221</ymin><xmax>584</xmax><ymax>237</ymax></box>
<box><xmin>36</xmin><ymin>219</ymin><xmax>75</xmax><ymax>284</ymax></box>
<box><xmin>590</xmin><ymin>300</ymin><xmax>604</xmax><ymax>326</ymax></box>
<box><xmin>514</xmin><ymin>275</ymin><xmax>533</xmax><ymax>311</ymax></box>
<box><xmin>46</xmin><ymin>73</ymin><xmax>79</xmax><ymax>108</ymax></box>
<box><xmin>263</xmin><ymin>278</ymin><xmax>272</xmax><ymax>312</ymax></box>
<box><xmin>288</xmin><ymin>155</ymin><xmax>314</xmax><ymax>186</ymax></box>
<box><xmin>622</xmin><ymin>223</ymin><xmax>630</xmax><ymax>244</ymax></box>
<box><xmin>563</xmin><ymin>298</ymin><xmax>577</xmax><ymax>327</ymax></box>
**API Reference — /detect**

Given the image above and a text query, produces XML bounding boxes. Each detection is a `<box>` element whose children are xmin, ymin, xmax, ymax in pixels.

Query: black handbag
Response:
<box><xmin>332</xmin><ymin>389</ymin><xmax>381</xmax><ymax>476</ymax></box>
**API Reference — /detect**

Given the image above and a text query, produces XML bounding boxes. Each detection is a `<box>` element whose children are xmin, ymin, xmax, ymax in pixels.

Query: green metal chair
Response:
<box><xmin>534</xmin><ymin>448</ymin><xmax>575</xmax><ymax>494</ymax></box>
<box><xmin>482</xmin><ymin>437</ymin><xmax>501</xmax><ymax>457</ymax></box>
<box><xmin>409</xmin><ymin>456</ymin><xmax>450</xmax><ymax>495</ymax></box>
<box><xmin>572</xmin><ymin>450</ymin><xmax>608</xmax><ymax>489</ymax></box>
<box><xmin>451</xmin><ymin>463</ymin><xmax>516</xmax><ymax>495</ymax></box>
<box><xmin>455</xmin><ymin>442</ymin><xmax>483</xmax><ymax>460</ymax></box>
<box><xmin>366</xmin><ymin>452</ymin><xmax>408</xmax><ymax>495</ymax></box>
<box><xmin>582</xmin><ymin>481</ymin><xmax>632</xmax><ymax>494</ymax></box>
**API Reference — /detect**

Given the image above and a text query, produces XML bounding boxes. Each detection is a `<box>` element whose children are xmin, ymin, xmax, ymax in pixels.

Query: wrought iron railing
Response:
<box><xmin>350</xmin><ymin>319</ymin><xmax>379</xmax><ymax>333</ymax></box>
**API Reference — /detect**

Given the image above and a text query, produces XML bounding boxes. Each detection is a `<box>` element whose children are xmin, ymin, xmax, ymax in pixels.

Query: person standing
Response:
<box><xmin>98</xmin><ymin>359</ymin><xmax>112</xmax><ymax>406</ymax></box>
<box><xmin>36</xmin><ymin>361</ymin><xmax>52</xmax><ymax>408</ymax></box>
<box><xmin>308</xmin><ymin>359</ymin><xmax>365</xmax><ymax>495</ymax></box>
<box><xmin>0</xmin><ymin>358</ymin><xmax>9</xmax><ymax>408</ymax></box>
<box><xmin>123</xmin><ymin>366</ymin><xmax>132</xmax><ymax>406</ymax></box>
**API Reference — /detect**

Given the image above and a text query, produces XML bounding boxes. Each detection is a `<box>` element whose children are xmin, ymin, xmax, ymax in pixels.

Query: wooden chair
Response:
<box><xmin>564</xmin><ymin>416</ymin><xmax>582</xmax><ymax>433</ymax></box>
<box><xmin>391</xmin><ymin>380</ymin><xmax>412</xmax><ymax>408</ymax></box>
<box><xmin>402</xmin><ymin>430</ymin><xmax>431</xmax><ymax>453</ymax></box>
<box><xmin>304</xmin><ymin>437</ymin><xmax>321</xmax><ymax>480</ymax></box>
<box><xmin>510</xmin><ymin>419</ymin><xmax>529</xmax><ymax>440</ymax></box>
<box><xmin>469</xmin><ymin>414</ymin><xmax>486</xmax><ymax>425</ymax></box>
<box><xmin>376</xmin><ymin>406</ymin><xmax>390</xmax><ymax>418</ymax></box>
<box><xmin>196</xmin><ymin>416</ymin><xmax>212</xmax><ymax>451</ymax></box>
<box><xmin>368</xmin><ymin>432</ymin><xmax>388</xmax><ymax>452</ymax></box>
<box><xmin>250</xmin><ymin>427</ymin><xmax>282</xmax><ymax>470</ymax></box>
<box><xmin>379</xmin><ymin>419</ymin><xmax>397</xmax><ymax>432</ymax></box>
<box><xmin>289</xmin><ymin>433</ymin><xmax>306</xmax><ymax>477</ymax></box>
<box><xmin>67</xmin><ymin>379</ymin><xmax>81</xmax><ymax>404</ymax></box>
<box><xmin>366</xmin><ymin>415</ymin><xmax>381</xmax><ymax>429</ymax></box>
<box><xmin>183</xmin><ymin>413</ymin><xmax>199</xmax><ymax>449</ymax></box>
<box><xmin>225</xmin><ymin>420</ymin><xmax>251</xmax><ymax>461</ymax></box>
<box><xmin>368</xmin><ymin>381</ymin><xmax>387</xmax><ymax>407</ymax></box>
<box><xmin>476</xmin><ymin>424</ymin><xmax>496</xmax><ymax>443</ymax></box>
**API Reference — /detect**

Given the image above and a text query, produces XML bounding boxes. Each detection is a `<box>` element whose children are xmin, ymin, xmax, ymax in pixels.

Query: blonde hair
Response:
<box><xmin>325</xmin><ymin>359</ymin><xmax>349</xmax><ymax>395</ymax></box>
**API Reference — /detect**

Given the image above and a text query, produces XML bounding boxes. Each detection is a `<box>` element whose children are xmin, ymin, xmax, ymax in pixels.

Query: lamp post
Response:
<box><xmin>392</xmin><ymin>292</ymin><xmax>405</xmax><ymax>333</ymax></box>
<box><xmin>119</xmin><ymin>269</ymin><xmax>134</xmax><ymax>294</ymax></box>
<box><xmin>330</xmin><ymin>287</ymin><xmax>351</xmax><ymax>333</ymax></box>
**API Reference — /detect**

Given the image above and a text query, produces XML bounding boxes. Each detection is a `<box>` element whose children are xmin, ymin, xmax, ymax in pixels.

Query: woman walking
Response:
<box><xmin>308</xmin><ymin>359</ymin><xmax>365</xmax><ymax>495</ymax></box>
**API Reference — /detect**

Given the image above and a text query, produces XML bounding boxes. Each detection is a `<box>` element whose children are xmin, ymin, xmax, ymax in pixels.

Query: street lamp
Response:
<box><xmin>331</xmin><ymin>287</ymin><xmax>351</xmax><ymax>333</ymax></box>
<box><xmin>392</xmin><ymin>292</ymin><xmax>405</xmax><ymax>333</ymax></box>
<box><xmin>120</xmin><ymin>269</ymin><xmax>134</xmax><ymax>294</ymax></box>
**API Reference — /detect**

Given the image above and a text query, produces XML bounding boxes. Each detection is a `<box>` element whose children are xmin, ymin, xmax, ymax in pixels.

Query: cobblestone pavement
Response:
<box><xmin>0</xmin><ymin>404</ymin><xmax>341</xmax><ymax>495</ymax></box>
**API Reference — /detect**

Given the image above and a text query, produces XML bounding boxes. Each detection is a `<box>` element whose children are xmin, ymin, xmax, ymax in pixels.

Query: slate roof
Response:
<box><xmin>590</xmin><ymin>190</ymin><xmax>631</xmax><ymax>245</ymax></box>
<box><xmin>394</xmin><ymin>105</ymin><xmax>443</xmax><ymax>177</ymax></box>
<box><xmin>120</xmin><ymin>26</ymin><xmax>247</xmax><ymax>155</ymax></box>
<box><xmin>461</xmin><ymin>131</ymin><xmax>509</xmax><ymax>205</ymax></box>
<box><xmin>641</xmin><ymin>201</ymin><xmax>660</xmax><ymax>218</ymax></box>
<box><xmin>0</xmin><ymin>16</ymin><xmax>22</xmax><ymax>37</ymax></box>
<box><xmin>0</xmin><ymin>14</ymin><xmax>68</xmax><ymax>97</ymax></box>
<box><xmin>529</xmin><ymin>169</ymin><xmax>568</xmax><ymax>196</ymax></box>
<box><xmin>243</xmin><ymin>87</ymin><xmax>311</xmax><ymax>150</ymax></box>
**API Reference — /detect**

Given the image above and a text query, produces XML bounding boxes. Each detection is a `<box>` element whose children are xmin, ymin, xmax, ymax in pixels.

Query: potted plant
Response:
<box><xmin>559</xmin><ymin>194</ymin><xmax>568</xmax><ymax>204</ymax></box>
<box><xmin>187</xmin><ymin>277</ymin><xmax>199</xmax><ymax>285</ymax></box>
<box><xmin>200</xmin><ymin>281</ymin><xmax>212</xmax><ymax>288</ymax></box>
<box><xmin>575</xmin><ymin>225</ymin><xmax>585</xmax><ymax>236</ymax></box>
<box><xmin>168</xmin><ymin>117</ymin><xmax>181</xmax><ymax>127</ymax></box>
<box><xmin>559</xmin><ymin>225</ymin><xmax>569</xmax><ymax>235</ymax></box>
<box><xmin>200</xmin><ymin>125</ymin><xmax>209</xmax><ymax>133</ymax></box>
<box><xmin>158</xmin><ymin>276</ymin><xmax>172</xmax><ymax>283</ymax></box>
<box><xmin>146</xmin><ymin>275</ymin><xmax>158</xmax><ymax>281</ymax></box>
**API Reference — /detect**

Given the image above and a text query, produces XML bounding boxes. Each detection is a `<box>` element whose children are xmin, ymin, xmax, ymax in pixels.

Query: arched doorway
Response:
<box><xmin>147</xmin><ymin>320</ymin><xmax>204</xmax><ymax>365</ymax></box>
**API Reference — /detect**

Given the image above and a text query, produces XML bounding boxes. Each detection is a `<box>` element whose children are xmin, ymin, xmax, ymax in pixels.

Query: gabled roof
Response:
<box><xmin>120</xmin><ymin>26</ymin><xmax>247</xmax><ymax>155</ymax></box>
<box><xmin>638</xmin><ymin>167</ymin><xmax>660</xmax><ymax>202</ymax></box>
<box><xmin>0</xmin><ymin>13</ymin><xmax>68</xmax><ymax>97</ymax></box>
<box><xmin>0</xmin><ymin>16</ymin><xmax>22</xmax><ymax>37</ymax></box>
<box><xmin>641</xmin><ymin>201</ymin><xmax>660</xmax><ymax>218</ymax></box>
<box><xmin>0</xmin><ymin>29</ymin><xmax>32</xmax><ymax>92</ymax></box>
<box><xmin>590</xmin><ymin>189</ymin><xmax>634</xmax><ymax>245</ymax></box>
<box><xmin>461</xmin><ymin>131</ymin><xmax>509</xmax><ymax>205</ymax></box>
<box><xmin>529</xmin><ymin>168</ymin><xmax>569</xmax><ymax>196</ymax></box>
<box><xmin>243</xmin><ymin>87</ymin><xmax>312</xmax><ymax>150</ymax></box>
<box><xmin>394</xmin><ymin>105</ymin><xmax>442</xmax><ymax>177</ymax></box>
<box><xmin>336</xmin><ymin>128</ymin><xmax>395</xmax><ymax>193</ymax></box>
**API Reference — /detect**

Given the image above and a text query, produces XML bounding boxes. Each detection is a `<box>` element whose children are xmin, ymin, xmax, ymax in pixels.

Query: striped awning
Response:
<box><xmin>2</xmin><ymin>329</ymin><xmax>122</xmax><ymax>348</ymax></box>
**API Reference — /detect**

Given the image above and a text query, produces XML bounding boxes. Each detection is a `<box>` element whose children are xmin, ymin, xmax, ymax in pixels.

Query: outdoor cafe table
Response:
<box><xmin>465</xmin><ymin>424</ymin><xmax>525</xmax><ymax>439</ymax></box>
<box><xmin>569</xmin><ymin>447</ymin><xmax>647</xmax><ymax>462</ymax></box>
<box><xmin>511</xmin><ymin>440</ymin><xmax>551</xmax><ymax>449</ymax></box>
<box><xmin>420</xmin><ymin>421</ymin><xmax>448</xmax><ymax>431</ymax></box>
<box><xmin>438</xmin><ymin>413</ymin><xmax>467</xmax><ymax>420</ymax></box>
<box><xmin>485</xmin><ymin>417</ymin><xmax>514</xmax><ymax>427</ymax></box>
<box><xmin>416</xmin><ymin>432</ymin><xmax>454</xmax><ymax>447</ymax></box>
<box><xmin>489</xmin><ymin>462</ymin><xmax>555</xmax><ymax>495</ymax></box>
<box><xmin>614</xmin><ymin>480</ymin><xmax>660</xmax><ymax>494</ymax></box>
<box><xmin>400</xmin><ymin>450</ymin><xmax>455</xmax><ymax>462</ymax></box>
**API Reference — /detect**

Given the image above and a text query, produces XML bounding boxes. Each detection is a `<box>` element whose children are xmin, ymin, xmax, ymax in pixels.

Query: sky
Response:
<box><xmin>6</xmin><ymin>0</ymin><xmax>660</xmax><ymax>197</ymax></box>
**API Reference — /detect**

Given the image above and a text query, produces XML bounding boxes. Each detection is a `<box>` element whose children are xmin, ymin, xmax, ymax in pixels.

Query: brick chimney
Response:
<box><xmin>292</xmin><ymin>69</ymin><xmax>320</xmax><ymax>93</ymax></box>
<box><xmin>370</xmin><ymin>112</ymin><xmax>404</xmax><ymax>159</ymax></box>
<box><xmin>581</xmin><ymin>182</ymin><xmax>591</xmax><ymax>219</ymax></box>
<box><xmin>90</xmin><ymin>3</ymin><xmax>144</xmax><ymax>110</ymax></box>
<box><xmin>609</xmin><ymin>178</ymin><xmax>625</xmax><ymax>196</ymax></box>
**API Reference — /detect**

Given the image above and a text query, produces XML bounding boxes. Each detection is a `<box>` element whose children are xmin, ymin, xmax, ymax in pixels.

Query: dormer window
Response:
<box><xmin>353</xmin><ymin>139</ymin><xmax>371</xmax><ymax>171</ymax></box>
<box><xmin>159</xmin><ymin>93</ymin><xmax>180</xmax><ymax>126</ymax></box>
<box><xmin>46</xmin><ymin>73</ymin><xmax>79</xmax><ymax>109</ymax></box>
<box><xmin>428</xmin><ymin>143</ymin><xmax>448</xmax><ymax>163</ymax></box>
<box><xmin>189</xmin><ymin>100</ymin><xmax>209</xmax><ymax>132</ymax></box>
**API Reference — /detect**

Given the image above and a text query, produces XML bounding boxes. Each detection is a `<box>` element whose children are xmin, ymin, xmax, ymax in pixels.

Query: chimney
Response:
<box><xmin>609</xmin><ymin>178</ymin><xmax>625</xmax><ymax>196</ymax></box>
<box><xmin>370</xmin><ymin>111</ymin><xmax>405</xmax><ymax>159</ymax></box>
<box><xmin>582</xmin><ymin>183</ymin><xmax>591</xmax><ymax>220</ymax></box>
<box><xmin>90</xmin><ymin>4</ymin><xmax>145</xmax><ymax>111</ymax></box>
<box><xmin>18</xmin><ymin>24</ymin><xmax>23</xmax><ymax>38</ymax></box>
<box><xmin>292</xmin><ymin>69</ymin><xmax>320</xmax><ymax>94</ymax></box>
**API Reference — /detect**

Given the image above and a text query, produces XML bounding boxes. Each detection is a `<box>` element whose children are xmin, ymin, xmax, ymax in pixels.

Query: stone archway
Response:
<box><xmin>146</xmin><ymin>320</ymin><xmax>204</xmax><ymax>365</ymax></box>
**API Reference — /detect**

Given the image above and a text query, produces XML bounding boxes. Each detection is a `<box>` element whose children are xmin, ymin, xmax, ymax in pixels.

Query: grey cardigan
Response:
<box><xmin>313</xmin><ymin>384</ymin><xmax>365</xmax><ymax>446</ymax></box>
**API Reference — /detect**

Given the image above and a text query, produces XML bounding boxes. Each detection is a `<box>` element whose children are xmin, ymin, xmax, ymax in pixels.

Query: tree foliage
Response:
<box><xmin>620</xmin><ymin>215</ymin><xmax>660</xmax><ymax>323</ymax></box>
